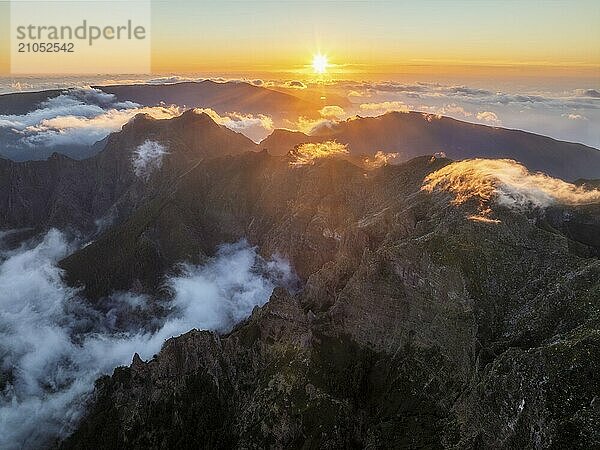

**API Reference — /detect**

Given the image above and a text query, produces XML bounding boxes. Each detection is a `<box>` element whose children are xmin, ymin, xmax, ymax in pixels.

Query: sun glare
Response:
<box><xmin>312</xmin><ymin>54</ymin><xmax>328</xmax><ymax>74</ymax></box>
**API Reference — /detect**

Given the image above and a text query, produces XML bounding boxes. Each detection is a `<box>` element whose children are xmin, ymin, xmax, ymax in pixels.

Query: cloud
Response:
<box><xmin>1</xmin><ymin>79</ymin><xmax>598</xmax><ymax>151</ymax></box>
<box><xmin>146</xmin><ymin>76</ymin><xmax>202</xmax><ymax>85</ymax></box>
<box><xmin>0</xmin><ymin>87</ymin><xmax>182</xmax><ymax>148</ymax></box>
<box><xmin>288</xmin><ymin>116</ymin><xmax>337</xmax><ymax>135</ymax></box>
<box><xmin>420</xmin><ymin>103</ymin><xmax>473</xmax><ymax>118</ymax></box>
<box><xmin>422</xmin><ymin>159</ymin><xmax>600</xmax><ymax>218</ymax></box>
<box><xmin>562</xmin><ymin>113</ymin><xmax>588</xmax><ymax>121</ymax></box>
<box><xmin>289</xmin><ymin>141</ymin><xmax>349</xmax><ymax>166</ymax></box>
<box><xmin>319</xmin><ymin>105</ymin><xmax>346</xmax><ymax>119</ymax></box>
<box><xmin>347</xmin><ymin>90</ymin><xmax>368</xmax><ymax>99</ymax></box>
<box><xmin>362</xmin><ymin>151</ymin><xmax>400</xmax><ymax>169</ymax></box>
<box><xmin>359</xmin><ymin>101</ymin><xmax>410</xmax><ymax>115</ymax></box>
<box><xmin>132</xmin><ymin>140</ymin><xmax>169</xmax><ymax>180</ymax></box>
<box><xmin>574</xmin><ymin>89</ymin><xmax>600</xmax><ymax>98</ymax></box>
<box><xmin>476</xmin><ymin>111</ymin><xmax>500</xmax><ymax>125</ymax></box>
<box><xmin>193</xmin><ymin>108</ymin><xmax>274</xmax><ymax>142</ymax></box>
<box><xmin>0</xmin><ymin>89</ymin><xmax>109</xmax><ymax>130</ymax></box>
<box><xmin>22</xmin><ymin>105</ymin><xmax>182</xmax><ymax>147</ymax></box>
<box><xmin>0</xmin><ymin>231</ymin><xmax>295</xmax><ymax>449</ymax></box>
<box><xmin>284</xmin><ymin>80</ymin><xmax>307</xmax><ymax>89</ymax></box>
<box><xmin>438</xmin><ymin>104</ymin><xmax>472</xmax><ymax>117</ymax></box>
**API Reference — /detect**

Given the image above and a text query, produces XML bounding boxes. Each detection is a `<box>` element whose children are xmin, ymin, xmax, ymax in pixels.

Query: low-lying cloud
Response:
<box><xmin>132</xmin><ymin>140</ymin><xmax>169</xmax><ymax>180</ymax></box>
<box><xmin>341</xmin><ymin>80</ymin><xmax>599</xmax><ymax>147</ymax></box>
<box><xmin>0</xmin><ymin>231</ymin><xmax>295</xmax><ymax>449</ymax></box>
<box><xmin>476</xmin><ymin>111</ymin><xmax>500</xmax><ymax>125</ymax></box>
<box><xmin>362</xmin><ymin>151</ymin><xmax>400</xmax><ymax>169</ymax></box>
<box><xmin>422</xmin><ymin>158</ymin><xmax>600</xmax><ymax>215</ymax></box>
<box><xmin>194</xmin><ymin>108</ymin><xmax>274</xmax><ymax>142</ymax></box>
<box><xmin>359</xmin><ymin>101</ymin><xmax>410</xmax><ymax>115</ymax></box>
<box><xmin>289</xmin><ymin>141</ymin><xmax>349</xmax><ymax>166</ymax></box>
<box><xmin>22</xmin><ymin>105</ymin><xmax>182</xmax><ymax>148</ymax></box>
<box><xmin>0</xmin><ymin>87</ymin><xmax>182</xmax><ymax>149</ymax></box>
<box><xmin>318</xmin><ymin>105</ymin><xmax>346</xmax><ymax>119</ymax></box>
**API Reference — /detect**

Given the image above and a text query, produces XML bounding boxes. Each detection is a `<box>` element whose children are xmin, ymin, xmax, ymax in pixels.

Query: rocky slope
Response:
<box><xmin>0</xmin><ymin>111</ymin><xmax>257</xmax><ymax>234</ymax></box>
<box><xmin>1</xmin><ymin>112</ymin><xmax>598</xmax><ymax>448</ymax></box>
<box><xmin>56</xmin><ymin>139</ymin><xmax>600</xmax><ymax>447</ymax></box>
<box><xmin>261</xmin><ymin>111</ymin><xmax>600</xmax><ymax>180</ymax></box>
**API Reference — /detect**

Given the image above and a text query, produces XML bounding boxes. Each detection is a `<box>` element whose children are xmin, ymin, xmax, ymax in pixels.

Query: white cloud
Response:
<box><xmin>0</xmin><ymin>231</ymin><xmax>295</xmax><ymax>449</ymax></box>
<box><xmin>22</xmin><ymin>106</ymin><xmax>182</xmax><ymax>147</ymax></box>
<box><xmin>359</xmin><ymin>101</ymin><xmax>410</xmax><ymax>115</ymax></box>
<box><xmin>289</xmin><ymin>141</ymin><xmax>349</xmax><ymax>166</ymax></box>
<box><xmin>562</xmin><ymin>113</ymin><xmax>588</xmax><ymax>121</ymax></box>
<box><xmin>285</xmin><ymin>116</ymin><xmax>339</xmax><ymax>135</ymax></box>
<box><xmin>132</xmin><ymin>140</ymin><xmax>169</xmax><ymax>180</ymax></box>
<box><xmin>476</xmin><ymin>111</ymin><xmax>500</xmax><ymax>125</ymax></box>
<box><xmin>422</xmin><ymin>158</ymin><xmax>600</xmax><ymax>216</ymax></box>
<box><xmin>362</xmin><ymin>151</ymin><xmax>400</xmax><ymax>169</ymax></box>
<box><xmin>0</xmin><ymin>87</ymin><xmax>182</xmax><ymax>148</ymax></box>
<box><xmin>193</xmin><ymin>108</ymin><xmax>274</xmax><ymax>142</ymax></box>
<box><xmin>319</xmin><ymin>105</ymin><xmax>346</xmax><ymax>119</ymax></box>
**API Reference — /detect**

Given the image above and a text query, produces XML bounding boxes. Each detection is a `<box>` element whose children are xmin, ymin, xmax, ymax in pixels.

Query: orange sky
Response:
<box><xmin>1</xmin><ymin>0</ymin><xmax>599</xmax><ymax>80</ymax></box>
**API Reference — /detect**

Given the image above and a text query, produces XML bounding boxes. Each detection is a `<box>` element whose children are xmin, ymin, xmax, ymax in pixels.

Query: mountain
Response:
<box><xmin>1</xmin><ymin>111</ymin><xmax>600</xmax><ymax>448</ymax></box>
<box><xmin>0</xmin><ymin>111</ymin><xmax>257</xmax><ymax>233</ymax></box>
<box><xmin>261</xmin><ymin>111</ymin><xmax>600</xmax><ymax>180</ymax></box>
<box><xmin>0</xmin><ymin>89</ymin><xmax>64</xmax><ymax>115</ymax></box>
<box><xmin>98</xmin><ymin>80</ymin><xmax>319</xmax><ymax>120</ymax></box>
<box><xmin>58</xmin><ymin>146</ymin><xmax>600</xmax><ymax>448</ymax></box>
<box><xmin>0</xmin><ymin>81</ymin><xmax>319</xmax><ymax>120</ymax></box>
<box><xmin>0</xmin><ymin>81</ymin><xmax>315</xmax><ymax>161</ymax></box>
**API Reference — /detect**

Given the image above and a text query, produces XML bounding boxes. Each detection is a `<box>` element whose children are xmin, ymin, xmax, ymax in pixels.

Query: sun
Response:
<box><xmin>312</xmin><ymin>54</ymin><xmax>328</xmax><ymax>74</ymax></box>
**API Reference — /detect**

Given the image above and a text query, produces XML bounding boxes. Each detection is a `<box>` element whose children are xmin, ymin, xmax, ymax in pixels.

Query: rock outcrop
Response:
<box><xmin>59</xmin><ymin>142</ymin><xmax>600</xmax><ymax>448</ymax></box>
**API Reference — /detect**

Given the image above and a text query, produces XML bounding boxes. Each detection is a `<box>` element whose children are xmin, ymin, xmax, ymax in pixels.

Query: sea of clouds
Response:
<box><xmin>0</xmin><ymin>230</ymin><xmax>295</xmax><ymax>449</ymax></box>
<box><xmin>0</xmin><ymin>87</ymin><xmax>182</xmax><ymax>151</ymax></box>
<box><xmin>0</xmin><ymin>77</ymin><xmax>598</xmax><ymax>156</ymax></box>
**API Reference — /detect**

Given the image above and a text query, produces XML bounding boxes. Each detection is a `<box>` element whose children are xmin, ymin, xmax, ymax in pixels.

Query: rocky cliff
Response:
<box><xmin>58</xmin><ymin>135</ymin><xmax>600</xmax><ymax>447</ymax></box>
<box><xmin>1</xmin><ymin>112</ymin><xmax>598</xmax><ymax>448</ymax></box>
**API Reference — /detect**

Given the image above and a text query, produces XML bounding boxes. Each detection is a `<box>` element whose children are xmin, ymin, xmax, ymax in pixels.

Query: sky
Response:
<box><xmin>0</xmin><ymin>0</ymin><xmax>599</xmax><ymax>79</ymax></box>
<box><xmin>149</xmin><ymin>0</ymin><xmax>600</xmax><ymax>78</ymax></box>
<box><xmin>0</xmin><ymin>0</ymin><xmax>598</xmax><ymax>148</ymax></box>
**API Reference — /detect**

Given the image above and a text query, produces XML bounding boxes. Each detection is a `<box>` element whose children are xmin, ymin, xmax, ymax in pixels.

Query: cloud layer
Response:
<box><xmin>1</xmin><ymin>78</ymin><xmax>598</xmax><ymax>154</ymax></box>
<box><xmin>340</xmin><ymin>80</ymin><xmax>599</xmax><ymax>147</ymax></box>
<box><xmin>422</xmin><ymin>158</ymin><xmax>600</xmax><ymax>215</ymax></box>
<box><xmin>0</xmin><ymin>231</ymin><xmax>294</xmax><ymax>449</ymax></box>
<box><xmin>194</xmin><ymin>108</ymin><xmax>274</xmax><ymax>142</ymax></box>
<box><xmin>0</xmin><ymin>87</ymin><xmax>182</xmax><ymax>149</ymax></box>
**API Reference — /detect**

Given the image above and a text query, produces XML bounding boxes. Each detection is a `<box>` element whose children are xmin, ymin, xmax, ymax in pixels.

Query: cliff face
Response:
<box><xmin>59</xmin><ymin>147</ymin><xmax>600</xmax><ymax>447</ymax></box>
<box><xmin>2</xmin><ymin>112</ymin><xmax>599</xmax><ymax>448</ymax></box>
<box><xmin>0</xmin><ymin>112</ymin><xmax>257</xmax><ymax>234</ymax></box>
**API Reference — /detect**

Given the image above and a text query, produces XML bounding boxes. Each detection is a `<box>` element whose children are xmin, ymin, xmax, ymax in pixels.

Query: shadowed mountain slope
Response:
<box><xmin>262</xmin><ymin>111</ymin><xmax>600</xmax><ymax>180</ymax></box>
<box><xmin>0</xmin><ymin>111</ymin><xmax>257</xmax><ymax>233</ymax></box>
<box><xmin>59</xmin><ymin>149</ymin><xmax>600</xmax><ymax>449</ymax></box>
<box><xmin>98</xmin><ymin>80</ymin><xmax>319</xmax><ymax>119</ymax></box>
<box><xmin>1</xmin><ymin>110</ymin><xmax>600</xmax><ymax>448</ymax></box>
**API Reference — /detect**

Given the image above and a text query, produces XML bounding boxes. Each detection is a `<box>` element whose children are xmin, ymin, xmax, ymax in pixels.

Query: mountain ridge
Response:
<box><xmin>261</xmin><ymin>111</ymin><xmax>600</xmax><ymax>180</ymax></box>
<box><xmin>57</xmin><ymin>147</ymin><xmax>600</xmax><ymax>449</ymax></box>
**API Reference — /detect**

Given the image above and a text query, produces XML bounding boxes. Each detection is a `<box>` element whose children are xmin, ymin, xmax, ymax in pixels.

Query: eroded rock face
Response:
<box><xmin>57</xmin><ymin>145</ymin><xmax>600</xmax><ymax>448</ymax></box>
<box><xmin>0</xmin><ymin>111</ymin><xmax>257</xmax><ymax>235</ymax></box>
<box><xmin>3</xmin><ymin>112</ymin><xmax>598</xmax><ymax>448</ymax></box>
